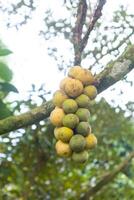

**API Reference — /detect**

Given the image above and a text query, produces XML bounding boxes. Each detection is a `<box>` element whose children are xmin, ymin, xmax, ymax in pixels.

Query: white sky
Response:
<box><xmin>0</xmin><ymin>0</ymin><xmax>134</xmax><ymax>109</ymax></box>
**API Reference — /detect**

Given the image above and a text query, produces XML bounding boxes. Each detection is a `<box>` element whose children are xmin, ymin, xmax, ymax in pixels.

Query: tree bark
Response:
<box><xmin>73</xmin><ymin>0</ymin><xmax>106</xmax><ymax>65</ymax></box>
<box><xmin>0</xmin><ymin>100</ymin><xmax>54</xmax><ymax>135</ymax></box>
<box><xmin>96</xmin><ymin>45</ymin><xmax>134</xmax><ymax>93</ymax></box>
<box><xmin>0</xmin><ymin>45</ymin><xmax>133</xmax><ymax>135</ymax></box>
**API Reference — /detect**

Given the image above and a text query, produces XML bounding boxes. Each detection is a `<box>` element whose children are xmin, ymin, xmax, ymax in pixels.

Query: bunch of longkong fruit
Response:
<box><xmin>50</xmin><ymin>66</ymin><xmax>98</xmax><ymax>164</ymax></box>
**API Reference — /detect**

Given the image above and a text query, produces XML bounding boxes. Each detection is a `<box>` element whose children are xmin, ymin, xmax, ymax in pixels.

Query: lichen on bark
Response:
<box><xmin>0</xmin><ymin>45</ymin><xmax>133</xmax><ymax>135</ymax></box>
<box><xmin>96</xmin><ymin>45</ymin><xmax>134</xmax><ymax>93</ymax></box>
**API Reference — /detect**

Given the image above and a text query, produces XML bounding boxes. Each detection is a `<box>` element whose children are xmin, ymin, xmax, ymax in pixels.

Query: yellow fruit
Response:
<box><xmin>53</xmin><ymin>90</ymin><xmax>68</xmax><ymax>107</ymax></box>
<box><xmin>50</xmin><ymin>107</ymin><xmax>65</xmax><ymax>126</ymax></box>
<box><xmin>69</xmin><ymin>134</ymin><xmax>86</xmax><ymax>152</ymax></box>
<box><xmin>64</xmin><ymin>78</ymin><xmax>83</xmax><ymax>98</ymax></box>
<box><xmin>55</xmin><ymin>140</ymin><xmax>72</xmax><ymax>157</ymax></box>
<box><xmin>55</xmin><ymin>127</ymin><xmax>73</xmax><ymax>142</ymax></box>
<box><xmin>72</xmin><ymin>150</ymin><xmax>89</xmax><ymax>163</ymax></box>
<box><xmin>62</xmin><ymin>114</ymin><xmax>79</xmax><ymax>129</ymax></box>
<box><xmin>68</xmin><ymin>66</ymin><xmax>95</xmax><ymax>86</ymax></box>
<box><xmin>85</xmin><ymin>133</ymin><xmax>97</xmax><ymax>149</ymax></box>
<box><xmin>62</xmin><ymin>99</ymin><xmax>78</xmax><ymax>113</ymax></box>
<box><xmin>75</xmin><ymin>94</ymin><xmax>90</xmax><ymax>108</ymax></box>
<box><xmin>76</xmin><ymin>122</ymin><xmax>91</xmax><ymax>136</ymax></box>
<box><xmin>60</xmin><ymin>77</ymin><xmax>72</xmax><ymax>90</ymax></box>
<box><xmin>84</xmin><ymin>85</ymin><xmax>97</xmax><ymax>100</ymax></box>
<box><xmin>54</xmin><ymin>127</ymin><xmax>59</xmax><ymax>139</ymax></box>
<box><xmin>76</xmin><ymin>108</ymin><xmax>90</xmax><ymax>121</ymax></box>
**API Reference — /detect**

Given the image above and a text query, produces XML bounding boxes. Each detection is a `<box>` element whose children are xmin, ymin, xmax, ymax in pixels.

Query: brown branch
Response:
<box><xmin>80</xmin><ymin>151</ymin><xmax>134</xmax><ymax>200</ymax></box>
<box><xmin>72</xmin><ymin>0</ymin><xmax>106</xmax><ymax>65</ymax></box>
<box><xmin>96</xmin><ymin>45</ymin><xmax>134</xmax><ymax>93</ymax></box>
<box><xmin>80</xmin><ymin>0</ymin><xmax>106</xmax><ymax>52</ymax></box>
<box><xmin>72</xmin><ymin>0</ymin><xmax>87</xmax><ymax>65</ymax></box>
<box><xmin>0</xmin><ymin>101</ymin><xmax>54</xmax><ymax>135</ymax></box>
<box><xmin>0</xmin><ymin>45</ymin><xmax>133</xmax><ymax>135</ymax></box>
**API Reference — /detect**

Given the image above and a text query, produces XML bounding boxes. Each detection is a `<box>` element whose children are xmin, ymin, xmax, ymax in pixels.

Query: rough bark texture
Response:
<box><xmin>80</xmin><ymin>151</ymin><xmax>134</xmax><ymax>200</ymax></box>
<box><xmin>0</xmin><ymin>101</ymin><xmax>54</xmax><ymax>135</ymax></box>
<box><xmin>73</xmin><ymin>0</ymin><xmax>87</xmax><ymax>65</ymax></box>
<box><xmin>0</xmin><ymin>45</ymin><xmax>133</xmax><ymax>135</ymax></box>
<box><xmin>96</xmin><ymin>45</ymin><xmax>134</xmax><ymax>93</ymax></box>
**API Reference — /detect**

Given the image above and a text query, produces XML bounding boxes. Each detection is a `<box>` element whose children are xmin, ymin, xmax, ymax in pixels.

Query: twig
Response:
<box><xmin>80</xmin><ymin>0</ymin><xmax>106</xmax><ymax>52</ymax></box>
<box><xmin>90</xmin><ymin>29</ymin><xmax>134</xmax><ymax>69</ymax></box>
<box><xmin>0</xmin><ymin>45</ymin><xmax>133</xmax><ymax>135</ymax></box>
<box><xmin>72</xmin><ymin>0</ymin><xmax>87</xmax><ymax>65</ymax></box>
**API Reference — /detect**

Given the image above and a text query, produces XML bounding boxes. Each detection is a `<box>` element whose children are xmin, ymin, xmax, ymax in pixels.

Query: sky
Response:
<box><xmin>0</xmin><ymin>0</ymin><xmax>134</xmax><ymax>109</ymax></box>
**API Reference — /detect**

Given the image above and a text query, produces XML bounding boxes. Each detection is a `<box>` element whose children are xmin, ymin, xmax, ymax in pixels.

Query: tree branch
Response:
<box><xmin>0</xmin><ymin>45</ymin><xmax>133</xmax><ymax>135</ymax></box>
<box><xmin>80</xmin><ymin>0</ymin><xmax>106</xmax><ymax>52</ymax></box>
<box><xmin>0</xmin><ymin>101</ymin><xmax>54</xmax><ymax>135</ymax></box>
<box><xmin>80</xmin><ymin>151</ymin><xmax>134</xmax><ymax>200</ymax></box>
<box><xmin>96</xmin><ymin>45</ymin><xmax>134</xmax><ymax>93</ymax></box>
<box><xmin>72</xmin><ymin>0</ymin><xmax>87</xmax><ymax>65</ymax></box>
<box><xmin>73</xmin><ymin>0</ymin><xmax>106</xmax><ymax>65</ymax></box>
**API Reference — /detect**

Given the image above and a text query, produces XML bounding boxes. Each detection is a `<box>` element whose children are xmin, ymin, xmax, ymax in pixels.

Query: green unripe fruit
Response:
<box><xmin>62</xmin><ymin>114</ymin><xmax>79</xmax><ymax>129</ymax></box>
<box><xmin>86</xmin><ymin>100</ymin><xmax>96</xmax><ymax>110</ymax></box>
<box><xmin>76</xmin><ymin>122</ymin><xmax>91</xmax><ymax>136</ymax></box>
<box><xmin>75</xmin><ymin>94</ymin><xmax>90</xmax><ymax>108</ymax></box>
<box><xmin>72</xmin><ymin>150</ymin><xmax>89</xmax><ymax>163</ymax></box>
<box><xmin>62</xmin><ymin>99</ymin><xmax>78</xmax><ymax>114</ymax></box>
<box><xmin>69</xmin><ymin>134</ymin><xmax>86</xmax><ymax>152</ymax></box>
<box><xmin>76</xmin><ymin>108</ymin><xmax>90</xmax><ymax>121</ymax></box>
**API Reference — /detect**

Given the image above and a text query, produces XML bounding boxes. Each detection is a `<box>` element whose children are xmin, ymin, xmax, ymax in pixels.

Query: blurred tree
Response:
<box><xmin>0</xmin><ymin>0</ymin><xmax>134</xmax><ymax>200</ymax></box>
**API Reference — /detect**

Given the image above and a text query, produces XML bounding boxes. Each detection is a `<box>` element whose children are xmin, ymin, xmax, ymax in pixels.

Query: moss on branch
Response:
<box><xmin>0</xmin><ymin>101</ymin><xmax>54</xmax><ymax>135</ymax></box>
<box><xmin>0</xmin><ymin>45</ymin><xmax>133</xmax><ymax>135</ymax></box>
<box><xmin>96</xmin><ymin>45</ymin><xmax>134</xmax><ymax>93</ymax></box>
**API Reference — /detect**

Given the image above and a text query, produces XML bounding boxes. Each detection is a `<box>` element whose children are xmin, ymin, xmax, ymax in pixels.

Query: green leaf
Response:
<box><xmin>0</xmin><ymin>99</ymin><xmax>12</xmax><ymax>119</ymax></box>
<box><xmin>0</xmin><ymin>82</ymin><xmax>18</xmax><ymax>93</ymax></box>
<box><xmin>0</xmin><ymin>48</ymin><xmax>13</xmax><ymax>56</ymax></box>
<box><xmin>0</xmin><ymin>40</ymin><xmax>12</xmax><ymax>56</ymax></box>
<box><xmin>0</xmin><ymin>62</ymin><xmax>13</xmax><ymax>82</ymax></box>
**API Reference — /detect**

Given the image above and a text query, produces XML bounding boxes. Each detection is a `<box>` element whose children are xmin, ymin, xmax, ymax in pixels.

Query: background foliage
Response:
<box><xmin>0</xmin><ymin>1</ymin><xmax>134</xmax><ymax>200</ymax></box>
